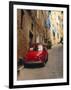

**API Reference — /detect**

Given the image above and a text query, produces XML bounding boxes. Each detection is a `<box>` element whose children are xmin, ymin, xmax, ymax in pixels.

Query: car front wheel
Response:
<box><xmin>45</xmin><ymin>55</ymin><xmax>48</xmax><ymax>63</ymax></box>
<box><xmin>42</xmin><ymin>55</ymin><xmax>48</xmax><ymax>66</ymax></box>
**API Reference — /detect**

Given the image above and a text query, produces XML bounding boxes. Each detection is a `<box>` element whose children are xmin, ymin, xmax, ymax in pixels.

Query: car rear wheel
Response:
<box><xmin>42</xmin><ymin>55</ymin><xmax>48</xmax><ymax>66</ymax></box>
<box><xmin>43</xmin><ymin>61</ymin><xmax>46</xmax><ymax>66</ymax></box>
<box><xmin>45</xmin><ymin>55</ymin><xmax>48</xmax><ymax>63</ymax></box>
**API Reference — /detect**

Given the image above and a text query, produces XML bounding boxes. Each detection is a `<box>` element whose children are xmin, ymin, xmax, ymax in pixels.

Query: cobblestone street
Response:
<box><xmin>17</xmin><ymin>44</ymin><xmax>63</xmax><ymax>80</ymax></box>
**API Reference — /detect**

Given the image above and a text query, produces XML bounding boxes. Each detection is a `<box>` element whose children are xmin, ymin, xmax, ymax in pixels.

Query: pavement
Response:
<box><xmin>17</xmin><ymin>44</ymin><xmax>63</xmax><ymax>80</ymax></box>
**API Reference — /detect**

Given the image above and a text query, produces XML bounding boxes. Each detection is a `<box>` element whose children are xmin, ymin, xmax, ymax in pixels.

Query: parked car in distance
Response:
<box><xmin>23</xmin><ymin>43</ymin><xmax>48</xmax><ymax>66</ymax></box>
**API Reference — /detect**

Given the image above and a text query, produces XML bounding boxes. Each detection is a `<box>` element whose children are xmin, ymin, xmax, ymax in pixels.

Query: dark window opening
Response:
<box><xmin>29</xmin><ymin>31</ymin><xmax>33</xmax><ymax>47</ymax></box>
<box><xmin>48</xmin><ymin>11</ymin><xmax>51</xmax><ymax>15</ymax></box>
<box><xmin>27</xmin><ymin>10</ymin><xmax>32</xmax><ymax>15</ymax></box>
<box><xmin>21</xmin><ymin>10</ymin><xmax>24</xmax><ymax>29</ymax></box>
<box><xmin>61</xmin><ymin>11</ymin><xmax>63</xmax><ymax>14</ymax></box>
<box><xmin>31</xmin><ymin>23</ymin><xmax>33</xmax><ymax>31</ymax></box>
<box><xmin>53</xmin><ymin>31</ymin><xmax>55</xmax><ymax>37</ymax></box>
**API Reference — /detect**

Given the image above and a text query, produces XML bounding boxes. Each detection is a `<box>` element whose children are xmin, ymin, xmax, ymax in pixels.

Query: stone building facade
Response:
<box><xmin>50</xmin><ymin>11</ymin><xmax>63</xmax><ymax>45</ymax></box>
<box><xmin>17</xmin><ymin>9</ymin><xmax>63</xmax><ymax>60</ymax></box>
<box><xmin>17</xmin><ymin>9</ymin><xmax>50</xmax><ymax>60</ymax></box>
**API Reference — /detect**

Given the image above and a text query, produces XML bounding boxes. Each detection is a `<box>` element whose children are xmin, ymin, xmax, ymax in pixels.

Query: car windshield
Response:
<box><xmin>30</xmin><ymin>45</ymin><xmax>43</xmax><ymax>51</ymax></box>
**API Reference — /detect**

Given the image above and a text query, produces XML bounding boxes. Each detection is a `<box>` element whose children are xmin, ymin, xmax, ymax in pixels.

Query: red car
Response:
<box><xmin>24</xmin><ymin>43</ymin><xmax>48</xmax><ymax>66</ymax></box>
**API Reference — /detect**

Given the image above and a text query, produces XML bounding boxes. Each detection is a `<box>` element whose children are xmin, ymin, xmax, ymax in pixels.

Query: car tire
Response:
<box><xmin>42</xmin><ymin>55</ymin><xmax>48</xmax><ymax>67</ymax></box>
<box><xmin>41</xmin><ymin>62</ymin><xmax>45</xmax><ymax>67</ymax></box>
<box><xmin>45</xmin><ymin>55</ymin><xmax>48</xmax><ymax>63</ymax></box>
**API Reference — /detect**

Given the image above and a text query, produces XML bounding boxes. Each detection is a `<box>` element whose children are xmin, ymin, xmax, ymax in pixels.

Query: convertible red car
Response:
<box><xmin>24</xmin><ymin>43</ymin><xmax>48</xmax><ymax>66</ymax></box>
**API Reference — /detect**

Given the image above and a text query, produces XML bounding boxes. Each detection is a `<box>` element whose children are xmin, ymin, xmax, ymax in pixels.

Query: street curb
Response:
<box><xmin>17</xmin><ymin>66</ymin><xmax>24</xmax><ymax>72</ymax></box>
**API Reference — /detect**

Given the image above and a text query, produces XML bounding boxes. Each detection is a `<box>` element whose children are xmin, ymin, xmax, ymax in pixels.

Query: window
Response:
<box><xmin>44</xmin><ymin>16</ymin><xmax>51</xmax><ymax>29</ymax></box>
<box><xmin>53</xmin><ymin>30</ymin><xmax>55</xmax><ymax>37</ymax></box>
<box><xmin>31</xmin><ymin>23</ymin><xmax>33</xmax><ymax>30</ymax></box>
<box><xmin>21</xmin><ymin>10</ymin><xmax>24</xmax><ymax>29</ymax></box>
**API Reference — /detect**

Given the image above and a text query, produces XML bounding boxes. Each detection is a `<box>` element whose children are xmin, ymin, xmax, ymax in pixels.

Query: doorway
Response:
<box><xmin>29</xmin><ymin>31</ymin><xmax>33</xmax><ymax>47</ymax></box>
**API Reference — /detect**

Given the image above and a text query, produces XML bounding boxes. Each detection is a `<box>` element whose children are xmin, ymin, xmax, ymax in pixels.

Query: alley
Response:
<box><xmin>17</xmin><ymin>44</ymin><xmax>63</xmax><ymax>80</ymax></box>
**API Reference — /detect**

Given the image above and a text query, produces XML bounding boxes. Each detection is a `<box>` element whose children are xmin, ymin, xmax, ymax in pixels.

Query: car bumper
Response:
<box><xmin>24</xmin><ymin>60</ymin><xmax>43</xmax><ymax>65</ymax></box>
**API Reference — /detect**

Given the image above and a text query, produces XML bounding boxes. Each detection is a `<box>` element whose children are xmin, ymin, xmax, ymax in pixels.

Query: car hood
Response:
<box><xmin>25</xmin><ymin>51</ymin><xmax>42</xmax><ymax>60</ymax></box>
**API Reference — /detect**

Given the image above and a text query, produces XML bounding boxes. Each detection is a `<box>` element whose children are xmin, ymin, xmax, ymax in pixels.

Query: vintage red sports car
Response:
<box><xmin>24</xmin><ymin>43</ymin><xmax>48</xmax><ymax>66</ymax></box>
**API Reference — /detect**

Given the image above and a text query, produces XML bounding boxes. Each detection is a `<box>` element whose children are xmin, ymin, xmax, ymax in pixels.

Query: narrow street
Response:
<box><xmin>17</xmin><ymin>44</ymin><xmax>63</xmax><ymax>80</ymax></box>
